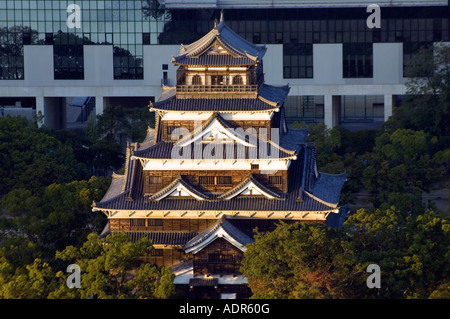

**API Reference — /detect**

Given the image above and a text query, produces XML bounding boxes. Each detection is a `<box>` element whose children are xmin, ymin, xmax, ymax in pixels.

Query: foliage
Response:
<box><xmin>0</xmin><ymin>233</ymin><xmax>175</xmax><ymax>299</ymax></box>
<box><xmin>241</xmin><ymin>222</ymin><xmax>351</xmax><ymax>299</ymax></box>
<box><xmin>96</xmin><ymin>105</ymin><xmax>131</xmax><ymax>142</ymax></box>
<box><xmin>90</xmin><ymin>139</ymin><xmax>125</xmax><ymax>176</ymax></box>
<box><xmin>0</xmin><ymin>116</ymin><xmax>89</xmax><ymax>195</ymax></box>
<box><xmin>241</xmin><ymin>207</ymin><xmax>449</xmax><ymax>299</ymax></box>
<box><xmin>361</xmin><ymin>128</ymin><xmax>445</xmax><ymax>208</ymax></box>
<box><xmin>128</xmin><ymin>107</ymin><xmax>156</xmax><ymax>142</ymax></box>
<box><xmin>55</xmin><ymin>232</ymin><xmax>175</xmax><ymax>299</ymax></box>
<box><xmin>386</xmin><ymin>44</ymin><xmax>450</xmax><ymax>144</ymax></box>
<box><xmin>0</xmin><ymin>176</ymin><xmax>110</xmax><ymax>257</ymax></box>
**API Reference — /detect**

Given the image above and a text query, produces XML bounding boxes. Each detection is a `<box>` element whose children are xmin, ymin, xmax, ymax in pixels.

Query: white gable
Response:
<box><xmin>177</xmin><ymin>116</ymin><xmax>257</xmax><ymax>148</ymax></box>
<box><xmin>184</xmin><ymin>227</ymin><xmax>247</xmax><ymax>254</ymax></box>
<box><xmin>150</xmin><ymin>180</ymin><xmax>207</xmax><ymax>201</ymax></box>
<box><xmin>219</xmin><ymin>179</ymin><xmax>279</xmax><ymax>200</ymax></box>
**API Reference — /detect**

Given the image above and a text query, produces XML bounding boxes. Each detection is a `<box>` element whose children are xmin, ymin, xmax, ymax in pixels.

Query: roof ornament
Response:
<box><xmin>213</xmin><ymin>18</ymin><xmax>218</xmax><ymax>29</ymax></box>
<box><xmin>180</xmin><ymin>43</ymin><xmax>185</xmax><ymax>52</ymax></box>
<box><xmin>219</xmin><ymin>10</ymin><xmax>224</xmax><ymax>23</ymax></box>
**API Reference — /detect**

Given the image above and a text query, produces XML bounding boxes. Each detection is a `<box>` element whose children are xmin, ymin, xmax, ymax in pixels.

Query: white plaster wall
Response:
<box><xmin>313</xmin><ymin>43</ymin><xmax>343</xmax><ymax>85</ymax></box>
<box><xmin>0</xmin><ymin>42</ymin><xmax>410</xmax><ymax>101</ymax></box>
<box><xmin>23</xmin><ymin>45</ymin><xmax>54</xmax><ymax>87</ymax></box>
<box><xmin>262</xmin><ymin>44</ymin><xmax>284</xmax><ymax>86</ymax></box>
<box><xmin>373</xmin><ymin>43</ymin><xmax>404</xmax><ymax>84</ymax></box>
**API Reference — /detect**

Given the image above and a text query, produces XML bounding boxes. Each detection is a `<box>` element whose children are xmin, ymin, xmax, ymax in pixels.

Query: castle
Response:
<box><xmin>93</xmin><ymin>13</ymin><xmax>347</xmax><ymax>299</ymax></box>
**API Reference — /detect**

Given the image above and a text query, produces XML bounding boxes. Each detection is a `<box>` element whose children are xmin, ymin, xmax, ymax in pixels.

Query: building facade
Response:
<box><xmin>92</xmin><ymin>15</ymin><xmax>348</xmax><ymax>298</ymax></box>
<box><xmin>0</xmin><ymin>1</ymin><xmax>449</xmax><ymax>129</ymax></box>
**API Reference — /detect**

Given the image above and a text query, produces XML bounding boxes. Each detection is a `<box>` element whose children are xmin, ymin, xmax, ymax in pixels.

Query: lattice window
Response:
<box><xmin>148</xmin><ymin>219</ymin><xmax>163</xmax><ymax>227</ymax></box>
<box><xmin>149</xmin><ymin>176</ymin><xmax>162</xmax><ymax>185</ymax></box>
<box><xmin>269</xmin><ymin>176</ymin><xmax>282</xmax><ymax>185</ymax></box>
<box><xmin>199</xmin><ymin>176</ymin><xmax>215</xmax><ymax>185</ymax></box>
<box><xmin>130</xmin><ymin>219</ymin><xmax>146</xmax><ymax>227</ymax></box>
<box><xmin>216</xmin><ymin>176</ymin><xmax>232</xmax><ymax>185</ymax></box>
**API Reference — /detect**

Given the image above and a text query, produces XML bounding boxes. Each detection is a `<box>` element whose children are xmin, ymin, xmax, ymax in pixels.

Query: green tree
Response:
<box><xmin>96</xmin><ymin>105</ymin><xmax>131</xmax><ymax>142</ymax></box>
<box><xmin>386</xmin><ymin>44</ymin><xmax>450</xmax><ymax>143</ymax></box>
<box><xmin>90</xmin><ymin>139</ymin><xmax>125</xmax><ymax>176</ymax></box>
<box><xmin>0</xmin><ymin>176</ymin><xmax>110</xmax><ymax>256</ymax></box>
<box><xmin>0</xmin><ymin>258</ymin><xmax>58</xmax><ymax>299</ymax></box>
<box><xmin>241</xmin><ymin>207</ymin><xmax>449</xmax><ymax>299</ymax></box>
<box><xmin>361</xmin><ymin>128</ymin><xmax>445</xmax><ymax>209</ymax></box>
<box><xmin>343</xmin><ymin>207</ymin><xmax>449</xmax><ymax>298</ymax></box>
<box><xmin>55</xmin><ymin>232</ymin><xmax>176</xmax><ymax>299</ymax></box>
<box><xmin>292</xmin><ymin>121</ymin><xmax>342</xmax><ymax>171</ymax></box>
<box><xmin>0</xmin><ymin>116</ymin><xmax>88</xmax><ymax>195</ymax></box>
<box><xmin>128</xmin><ymin>106</ymin><xmax>156</xmax><ymax>142</ymax></box>
<box><xmin>241</xmin><ymin>222</ymin><xmax>353</xmax><ymax>299</ymax></box>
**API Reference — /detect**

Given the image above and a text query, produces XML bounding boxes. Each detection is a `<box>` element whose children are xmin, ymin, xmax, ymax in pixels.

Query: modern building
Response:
<box><xmin>0</xmin><ymin>0</ymin><xmax>449</xmax><ymax>130</ymax></box>
<box><xmin>92</xmin><ymin>16</ymin><xmax>348</xmax><ymax>298</ymax></box>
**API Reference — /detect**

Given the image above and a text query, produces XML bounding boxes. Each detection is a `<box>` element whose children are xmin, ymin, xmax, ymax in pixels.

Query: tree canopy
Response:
<box><xmin>241</xmin><ymin>207</ymin><xmax>449</xmax><ymax>299</ymax></box>
<box><xmin>0</xmin><ymin>232</ymin><xmax>175</xmax><ymax>299</ymax></box>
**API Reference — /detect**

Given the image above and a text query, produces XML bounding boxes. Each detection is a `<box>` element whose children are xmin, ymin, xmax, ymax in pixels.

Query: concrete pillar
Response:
<box><xmin>384</xmin><ymin>94</ymin><xmax>394</xmax><ymax>121</ymax></box>
<box><xmin>35</xmin><ymin>96</ymin><xmax>44</xmax><ymax>127</ymax></box>
<box><xmin>44</xmin><ymin>97</ymin><xmax>64</xmax><ymax>129</ymax></box>
<box><xmin>95</xmin><ymin>95</ymin><xmax>104</xmax><ymax>117</ymax></box>
<box><xmin>324</xmin><ymin>95</ymin><xmax>341</xmax><ymax>129</ymax></box>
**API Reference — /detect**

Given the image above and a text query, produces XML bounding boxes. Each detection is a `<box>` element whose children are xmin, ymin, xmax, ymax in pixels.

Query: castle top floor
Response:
<box><xmin>171</xmin><ymin>13</ymin><xmax>267</xmax><ymax>99</ymax></box>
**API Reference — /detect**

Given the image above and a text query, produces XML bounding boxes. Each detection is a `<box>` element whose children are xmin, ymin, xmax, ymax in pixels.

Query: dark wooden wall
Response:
<box><xmin>143</xmin><ymin>169</ymin><xmax>288</xmax><ymax>195</ymax></box>
<box><xmin>193</xmin><ymin>238</ymin><xmax>244</xmax><ymax>277</ymax></box>
<box><xmin>160</xmin><ymin>119</ymin><xmax>273</xmax><ymax>142</ymax></box>
<box><xmin>109</xmin><ymin>218</ymin><xmax>217</xmax><ymax>232</ymax></box>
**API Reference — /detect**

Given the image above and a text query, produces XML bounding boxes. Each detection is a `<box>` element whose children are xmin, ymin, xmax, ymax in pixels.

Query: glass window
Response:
<box><xmin>343</xmin><ymin>43</ymin><xmax>373</xmax><ymax>78</ymax></box>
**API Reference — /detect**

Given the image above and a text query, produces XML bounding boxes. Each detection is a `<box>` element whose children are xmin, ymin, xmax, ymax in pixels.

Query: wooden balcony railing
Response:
<box><xmin>176</xmin><ymin>84</ymin><xmax>258</xmax><ymax>93</ymax></box>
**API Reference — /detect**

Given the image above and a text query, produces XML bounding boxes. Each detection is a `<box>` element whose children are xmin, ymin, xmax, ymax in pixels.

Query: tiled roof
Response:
<box><xmin>258</xmin><ymin>84</ymin><xmax>290</xmax><ymax>105</ymax></box>
<box><xmin>174</xmin><ymin>55</ymin><xmax>255</xmax><ymax>66</ymax></box>
<box><xmin>151</xmin><ymin>84</ymin><xmax>289</xmax><ymax>112</ymax></box>
<box><xmin>94</xmin><ymin>149</ymin><xmax>336</xmax><ymax>214</ymax></box>
<box><xmin>125</xmin><ymin>231</ymin><xmax>198</xmax><ymax>246</ymax></box>
<box><xmin>309</xmin><ymin>172</ymin><xmax>347</xmax><ymax>207</ymax></box>
<box><xmin>151</xmin><ymin>96</ymin><xmax>278</xmax><ymax>112</ymax></box>
<box><xmin>189</xmin><ymin>278</ymin><xmax>218</xmax><ymax>287</ymax></box>
<box><xmin>326</xmin><ymin>205</ymin><xmax>349</xmax><ymax>229</ymax></box>
<box><xmin>146</xmin><ymin>175</ymin><xmax>211</xmax><ymax>201</ymax></box>
<box><xmin>183</xmin><ymin>218</ymin><xmax>254</xmax><ymax>252</ymax></box>
<box><xmin>279</xmin><ymin>128</ymin><xmax>308</xmax><ymax>153</ymax></box>
<box><xmin>132</xmin><ymin>139</ymin><xmax>296</xmax><ymax>160</ymax></box>
<box><xmin>173</xmin><ymin>16</ymin><xmax>266</xmax><ymax>66</ymax></box>
<box><xmin>217</xmin><ymin>173</ymin><xmax>282</xmax><ymax>200</ymax></box>
<box><xmin>99</xmin><ymin>173</ymin><xmax>125</xmax><ymax>202</ymax></box>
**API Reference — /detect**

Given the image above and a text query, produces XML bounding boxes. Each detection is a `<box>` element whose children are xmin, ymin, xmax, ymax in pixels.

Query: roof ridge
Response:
<box><xmin>146</xmin><ymin>174</ymin><xmax>211</xmax><ymax>202</ymax></box>
<box><xmin>217</xmin><ymin>173</ymin><xmax>282</xmax><ymax>200</ymax></box>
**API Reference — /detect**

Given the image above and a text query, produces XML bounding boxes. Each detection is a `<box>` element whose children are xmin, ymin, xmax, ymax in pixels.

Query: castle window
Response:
<box><xmin>211</xmin><ymin>75</ymin><xmax>224</xmax><ymax>85</ymax></box>
<box><xmin>269</xmin><ymin>176</ymin><xmax>282</xmax><ymax>185</ymax></box>
<box><xmin>192</xmin><ymin>74</ymin><xmax>202</xmax><ymax>85</ymax></box>
<box><xmin>149</xmin><ymin>176</ymin><xmax>162</xmax><ymax>185</ymax></box>
<box><xmin>232</xmin><ymin>75</ymin><xmax>243</xmax><ymax>85</ymax></box>
<box><xmin>166</xmin><ymin>125</ymin><xmax>180</xmax><ymax>136</ymax></box>
<box><xmin>251</xmin><ymin>164</ymin><xmax>259</xmax><ymax>170</ymax></box>
<box><xmin>199</xmin><ymin>176</ymin><xmax>215</xmax><ymax>185</ymax></box>
<box><xmin>130</xmin><ymin>219</ymin><xmax>146</xmax><ymax>227</ymax></box>
<box><xmin>208</xmin><ymin>253</ymin><xmax>234</xmax><ymax>263</ymax></box>
<box><xmin>216</xmin><ymin>176</ymin><xmax>232</xmax><ymax>185</ymax></box>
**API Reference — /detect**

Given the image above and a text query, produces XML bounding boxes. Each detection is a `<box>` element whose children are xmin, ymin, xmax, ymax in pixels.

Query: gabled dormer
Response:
<box><xmin>172</xmin><ymin>13</ymin><xmax>266</xmax><ymax>99</ymax></box>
